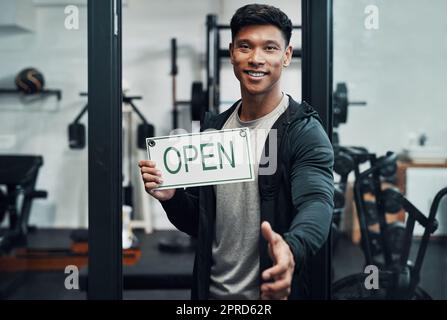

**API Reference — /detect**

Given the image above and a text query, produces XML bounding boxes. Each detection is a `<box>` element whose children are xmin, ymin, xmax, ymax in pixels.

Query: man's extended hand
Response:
<box><xmin>260</xmin><ymin>221</ymin><xmax>295</xmax><ymax>300</ymax></box>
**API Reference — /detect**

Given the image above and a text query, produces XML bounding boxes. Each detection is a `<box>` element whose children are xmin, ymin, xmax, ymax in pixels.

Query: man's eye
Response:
<box><xmin>266</xmin><ymin>46</ymin><xmax>277</xmax><ymax>51</ymax></box>
<box><xmin>239</xmin><ymin>44</ymin><xmax>249</xmax><ymax>49</ymax></box>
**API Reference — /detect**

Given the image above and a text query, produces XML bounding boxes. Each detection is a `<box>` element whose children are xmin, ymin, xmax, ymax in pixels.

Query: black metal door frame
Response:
<box><xmin>87</xmin><ymin>0</ymin><xmax>123</xmax><ymax>299</ymax></box>
<box><xmin>301</xmin><ymin>0</ymin><xmax>334</xmax><ymax>300</ymax></box>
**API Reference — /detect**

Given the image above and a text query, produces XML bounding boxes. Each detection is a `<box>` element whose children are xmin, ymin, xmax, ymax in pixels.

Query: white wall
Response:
<box><xmin>333</xmin><ymin>0</ymin><xmax>447</xmax><ymax>155</ymax></box>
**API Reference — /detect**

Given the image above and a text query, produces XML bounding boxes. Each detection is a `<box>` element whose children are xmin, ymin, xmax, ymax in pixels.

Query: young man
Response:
<box><xmin>139</xmin><ymin>4</ymin><xmax>334</xmax><ymax>300</ymax></box>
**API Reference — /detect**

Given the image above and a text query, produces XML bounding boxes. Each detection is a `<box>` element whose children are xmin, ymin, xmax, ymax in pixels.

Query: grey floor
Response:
<box><xmin>1</xmin><ymin>229</ymin><xmax>446</xmax><ymax>300</ymax></box>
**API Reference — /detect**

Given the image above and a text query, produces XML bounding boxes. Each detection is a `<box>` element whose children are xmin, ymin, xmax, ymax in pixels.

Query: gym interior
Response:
<box><xmin>0</xmin><ymin>0</ymin><xmax>446</xmax><ymax>301</ymax></box>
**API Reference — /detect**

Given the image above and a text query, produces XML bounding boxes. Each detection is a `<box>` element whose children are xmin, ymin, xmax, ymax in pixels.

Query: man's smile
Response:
<box><xmin>244</xmin><ymin>70</ymin><xmax>269</xmax><ymax>79</ymax></box>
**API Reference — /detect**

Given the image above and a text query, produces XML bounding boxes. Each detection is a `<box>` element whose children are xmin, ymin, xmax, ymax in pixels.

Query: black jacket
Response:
<box><xmin>161</xmin><ymin>96</ymin><xmax>334</xmax><ymax>299</ymax></box>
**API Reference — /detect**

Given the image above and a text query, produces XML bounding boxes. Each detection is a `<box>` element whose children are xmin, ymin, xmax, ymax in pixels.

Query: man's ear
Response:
<box><xmin>283</xmin><ymin>45</ymin><xmax>293</xmax><ymax>68</ymax></box>
<box><xmin>229</xmin><ymin>43</ymin><xmax>234</xmax><ymax>65</ymax></box>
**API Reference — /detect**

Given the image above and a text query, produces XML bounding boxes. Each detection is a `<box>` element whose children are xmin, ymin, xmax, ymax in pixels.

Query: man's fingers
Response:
<box><xmin>138</xmin><ymin>160</ymin><xmax>156</xmax><ymax>168</ymax></box>
<box><xmin>142</xmin><ymin>173</ymin><xmax>163</xmax><ymax>184</ymax></box>
<box><xmin>261</xmin><ymin>277</ymin><xmax>290</xmax><ymax>293</ymax></box>
<box><xmin>140</xmin><ymin>166</ymin><xmax>162</xmax><ymax>176</ymax></box>
<box><xmin>144</xmin><ymin>182</ymin><xmax>160</xmax><ymax>191</ymax></box>
<box><xmin>261</xmin><ymin>221</ymin><xmax>278</xmax><ymax>245</ymax></box>
<box><xmin>262</xmin><ymin>262</ymin><xmax>288</xmax><ymax>281</ymax></box>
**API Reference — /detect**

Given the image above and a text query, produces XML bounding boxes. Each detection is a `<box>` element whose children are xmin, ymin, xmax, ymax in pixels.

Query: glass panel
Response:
<box><xmin>0</xmin><ymin>0</ymin><xmax>88</xmax><ymax>299</ymax></box>
<box><xmin>332</xmin><ymin>0</ymin><xmax>447</xmax><ymax>300</ymax></box>
<box><xmin>121</xmin><ymin>0</ymin><xmax>304</xmax><ymax>300</ymax></box>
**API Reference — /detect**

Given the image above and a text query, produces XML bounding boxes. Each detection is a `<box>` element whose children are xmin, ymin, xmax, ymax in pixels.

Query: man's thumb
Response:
<box><xmin>261</xmin><ymin>221</ymin><xmax>275</xmax><ymax>244</ymax></box>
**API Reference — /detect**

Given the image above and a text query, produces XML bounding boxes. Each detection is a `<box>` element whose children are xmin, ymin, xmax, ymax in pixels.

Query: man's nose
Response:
<box><xmin>248</xmin><ymin>48</ymin><xmax>266</xmax><ymax>66</ymax></box>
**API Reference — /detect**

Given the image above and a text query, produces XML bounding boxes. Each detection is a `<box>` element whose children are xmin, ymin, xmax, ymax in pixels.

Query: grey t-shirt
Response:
<box><xmin>209</xmin><ymin>94</ymin><xmax>289</xmax><ymax>300</ymax></box>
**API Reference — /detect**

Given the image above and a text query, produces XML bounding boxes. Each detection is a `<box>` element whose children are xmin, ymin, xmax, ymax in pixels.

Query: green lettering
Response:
<box><xmin>163</xmin><ymin>147</ymin><xmax>182</xmax><ymax>174</ymax></box>
<box><xmin>218</xmin><ymin>141</ymin><xmax>235</xmax><ymax>169</ymax></box>
<box><xmin>182</xmin><ymin>145</ymin><xmax>198</xmax><ymax>173</ymax></box>
<box><xmin>200</xmin><ymin>143</ymin><xmax>217</xmax><ymax>171</ymax></box>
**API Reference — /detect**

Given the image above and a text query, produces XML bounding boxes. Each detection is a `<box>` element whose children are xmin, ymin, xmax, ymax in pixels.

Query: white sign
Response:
<box><xmin>146</xmin><ymin>128</ymin><xmax>254</xmax><ymax>190</ymax></box>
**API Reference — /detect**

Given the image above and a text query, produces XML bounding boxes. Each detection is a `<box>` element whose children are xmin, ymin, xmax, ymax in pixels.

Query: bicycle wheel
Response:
<box><xmin>332</xmin><ymin>273</ymin><xmax>432</xmax><ymax>300</ymax></box>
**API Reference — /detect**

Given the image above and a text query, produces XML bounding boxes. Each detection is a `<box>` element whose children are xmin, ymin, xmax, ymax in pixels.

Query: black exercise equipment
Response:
<box><xmin>170</xmin><ymin>39</ymin><xmax>194</xmax><ymax>126</ymax></box>
<box><xmin>360</xmin><ymin>177</ymin><xmax>375</xmax><ymax>194</ymax></box>
<box><xmin>0</xmin><ymin>88</ymin><xmax>62</xmax><ymax>101</ymax></box>
<box><xmin>0</xmin><ymin>67</ymin><xmax>61</xmax><ymax>101</ymax></box>
<box><xmin>360</xmin><ymin>187</ymin><xmax>403</xmax><ymax>227</ymax></box>
<box><xmin>368</xmin><ymin>231</ymin><xmax>382</xmax><ymax>256</ymax></box>
<box><xmin>356</xmin><ymin>151</ymin><xmax>400</xmax><ymax>264</ymax></box>
<box><xmin>331</xmin><ymin>185</ymin><xmax>346</xmax><ymax>252</ymax></box>
<box><xmin>0</xmin><ymin>155</ymin><xmax>48</xmax><ymax>253</ymax></box>
<box><xmin>383</xmin><ymin>187</ymin><xmax>403</xmax><ymax>213</ymax></box>
<box><xmin>377</xmin><ymin>153</ymin><xmax>397</xmax><ymax>178</ymax></box>
<box><xmin>334</xmin><ymin>186</ymin><xmax>345</xmax><ymax>210</ymax></box>
<box><xmin>334</xmin><ymin>149</ymin><xmax>355</xmax><ymax>177</ymax></box>
<box><xmin>332</xmin><ymin>82</ymin><xmax>367</xmax><ymax>128</ymax></box>
<box><xmin>332</xmin><ymin>272</ymin><xmax>431</xmax><ymax>300</ymax></box>
<box><xmin>335</xmin><ymin>148</ymin><xmax>405</xmax><ymax>261</ymax></box>
<box><xmin>332</xmin><ymin>145</ymin><xmax>371</xmax><ymax>254</ymax></box>
<box><xmin>68</xmin><ymin>92</ymin><xmax>154</xmax><ymax>150</ymax></box>
<box><xmin>334</xmin><ymin>170</ymin><xmax>445</xmax><ymax>299</ymax></box>
<box><xmin>68</xmin><ymin>92</ymin><xmax>154</xmax><ymax>207</ymax></box>
<box><xmin>169</xmin><ymin>38</ymin><xmax>208</xmax><ymax>123</ymax></box>
<box><xmin>190</xmin><ymin>81</ymin><xmax>207</xmax><ymax>121</ymax></box>
<box><xmin>385</xmin><ymin>221</ymin><xmax>406</xmax><ymax>255</ymax></box>
<box><xmin>333</xmin><ymin>149</ymin><xmax>445</xmax><ymax>299</ymax></box>
<box><xmin>68</xmin><ymin>107</ymin><xmax>87</xmax><ymax>149</ymax></box>
<box><xmin>364</xmin><ymin>200</ymin><xmax>379</xmax><ymax>225</ymax></box>
<box><xmin>15</xmin><ymin>67</ymin><xmax>45</xmax><ymax>94</ymax></box>
<box><xmin>137</xmin><ymin>123</ymin><xmax>155</xmax><ymax>149</ymax></box>
<box><xmin>332</xmin><ymin>82</ymin><xmax>366</xmax><ymax>146</ymax></box>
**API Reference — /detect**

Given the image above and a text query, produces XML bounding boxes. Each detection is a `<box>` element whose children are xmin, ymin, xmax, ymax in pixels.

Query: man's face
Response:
<box><xmin>230</xmin><ymin>24</ymin><xmax>292</xmax><ymax>97</ymax></box>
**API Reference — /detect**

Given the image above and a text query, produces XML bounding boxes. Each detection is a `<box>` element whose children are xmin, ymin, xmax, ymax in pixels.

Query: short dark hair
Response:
<box><xmin>230</xmin><ymin>4</ymin><xmax>292</xmax><ymax>46</ymax></box>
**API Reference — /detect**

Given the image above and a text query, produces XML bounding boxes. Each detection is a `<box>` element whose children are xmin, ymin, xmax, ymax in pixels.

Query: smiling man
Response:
<box><xmin>139</xmin><ymin>4</ymin><xmax>334</xmax><ymax>300</ymax></box>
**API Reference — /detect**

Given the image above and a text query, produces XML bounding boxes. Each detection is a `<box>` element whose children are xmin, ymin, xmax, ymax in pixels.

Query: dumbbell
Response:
<box><xmin>368</xmin><ymin>231</ymin><xmax>383</xmax><ymax>256</ymax></box>
<box><xmin>360</xmin><ymin>177</ymin><xmax>375</xmax><ymax>194</ymax></box>
<box><xmin>191</xmin><ymin>81</ymin><xmax>207</xmax><ymax>121</ymax></box>
<box><xmin>385</xmin><ymin>221</ymin><xmax>406</xmax><ymax>255</ymax></box>
<box><xmin>378</xmin><ymin>152</ymin><xmax>397</xmax><ymax>178</ymax></box>
<box><xmin>332</xmin><ymin>82</ymin><xmax>367</xmax><ymax>128</ymax></box>
<box><xmin>382</xmin><ymin>187</ymin><xmax>403</xmax><ymax>213</ymax></box>
<box><xmin>334</xmin><ymin>150</ymin><xmax>355</xmax><ymax>177</ymax></box>
<box><xmin>363</xmin><ymin>200</ymin><xmax>379</xmax><ymax>225</ymax></box>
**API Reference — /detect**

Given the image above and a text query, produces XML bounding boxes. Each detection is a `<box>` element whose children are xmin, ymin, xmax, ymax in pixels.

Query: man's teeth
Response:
<box><xmin>247</xmin><ymin>71</ymin><xmax>266</xmax><ymax>77</ymax></box>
